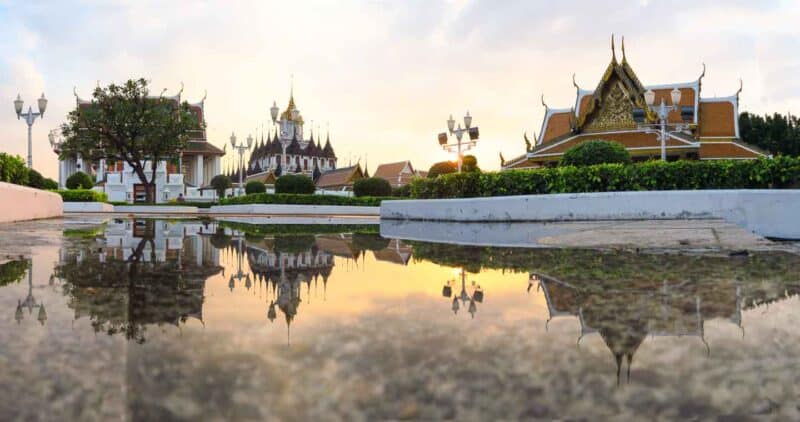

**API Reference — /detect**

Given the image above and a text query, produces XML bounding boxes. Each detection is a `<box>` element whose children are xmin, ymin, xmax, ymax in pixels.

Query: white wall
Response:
<box><xmin>0</xmin><ymin>182</ymin><xmax>63</xmax><ymax>223</ymax></box>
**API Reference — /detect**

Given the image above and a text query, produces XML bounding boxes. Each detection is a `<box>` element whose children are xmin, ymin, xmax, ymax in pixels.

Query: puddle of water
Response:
<box><xmin>1</xmin><ymin>218</ymin><xmax>799</xmax><ymax>420</ymax></box>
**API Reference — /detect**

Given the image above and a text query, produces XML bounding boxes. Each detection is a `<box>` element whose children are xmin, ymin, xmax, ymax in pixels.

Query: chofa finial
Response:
<box><xmin>611</xmin><ymin>34</ymin><xmax>616</xmax><ymax>61</ymax></box>
<box><xmin>177</xmin><ymin>81</ymin><xmax>184</xmax><ymax>98</ymax></box>
<box><xmin>572</xmin><ymin>73</ymin><xmax>579</xmax><ymax>90</ymax></box>
<box><xmin>736</xmin><ymin>78</ymin><xmax>743</xmax><ymax>98</ymax></box>
<box><xmin>200</xmin><ymin>89</ymin><xmax>207</xmax><ymax>104</ymax></box>
<box><xmin>541</xmin><ymin>93</ymin><xmax>548</xmax><ymax>109</ymax></box>
<box><xmin>699</xmin><ymin>63</ymin><xmax>706</xmax><ymax>83</ymax></box>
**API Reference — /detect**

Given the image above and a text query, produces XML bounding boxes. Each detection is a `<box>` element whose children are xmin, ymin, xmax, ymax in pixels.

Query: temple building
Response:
<box><xmin>242</xmin><ymin>91</ymin><xmax>338</xmax><ymax>182</ymax></box>
<box><xmin>502</xmin><ymin>37</ymin><xmax>768</xmax><ymax>170</ymax></box>
<box><xmin>56</xmin><ymin>86</ymin><xmax>225</xmax><ymax>203</ymax></box>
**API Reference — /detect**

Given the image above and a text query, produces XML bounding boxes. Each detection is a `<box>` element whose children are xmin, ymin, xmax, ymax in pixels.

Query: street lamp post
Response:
<box><xmin>14</xmin><ymin>93</ymin><xmax>48</xmax><ymax>168</ymax></box>
<box><xmin>438</xmin><ymin>111</ymin><xmax>479</xmax><ymax>173</ymax></box>
<box><xmin>644</xmin><ymin>87</ymin><xmax>682</xmax><ymax>162</ymax></box>
<box><xmin>230</xmin><ymin>132</ymin><xmax>253</xmax><ymax>196</ymax></box>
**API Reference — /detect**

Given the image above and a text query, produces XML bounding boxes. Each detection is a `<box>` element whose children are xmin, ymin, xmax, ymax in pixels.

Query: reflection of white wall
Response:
<box><xmin>104</xmin><ymin>220</ymin><xmax>219</xmax><ymax>263</ymax></box>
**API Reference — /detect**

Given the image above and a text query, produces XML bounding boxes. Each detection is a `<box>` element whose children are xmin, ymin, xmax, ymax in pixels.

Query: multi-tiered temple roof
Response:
<box><xmin>502</xmin><ymin>36</ymin><xmax>767</xmax><ymax>169</ymax></box>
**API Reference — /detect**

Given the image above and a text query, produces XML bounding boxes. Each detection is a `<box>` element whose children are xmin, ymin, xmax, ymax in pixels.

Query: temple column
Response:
<box><xmin>214</xmin><ymin>156</ymin><xmax>220</xmax><ymax>177</ymax></box>
<box><xmin>97</xmin><ymin>159</ymin><xmax>106</xmax><ymax>182</ymax></box>
<box><xmin>195</xmin><ymin>155</ymin><xmax>204</xmax><ymax>186</ymax></box>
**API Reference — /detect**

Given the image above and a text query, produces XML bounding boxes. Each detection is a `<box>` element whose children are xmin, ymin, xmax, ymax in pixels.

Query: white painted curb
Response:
<box><xmin>381</xmin><ymin>190</ymin><xmax>800</xmax><ymax>239</ymax></box>
<box><xmin>210</xmin><ymin>204</ymin><xmax>379</xmax><ymax>216</ymax></box>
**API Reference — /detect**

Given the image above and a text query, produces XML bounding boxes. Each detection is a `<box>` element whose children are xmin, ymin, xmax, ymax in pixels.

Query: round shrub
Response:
<box><xmin>210</xmin><ymin>174</ymin><xmax>232</xmax><ymax>199</ymax></box>
<box><xmin>462</xmin><ymin>155</ymin><xmax>480</xmax><ymax>172</ymax></box>
<box><xmin>66</xmin><ymin>171</ymin><xmax>94</xmax><ymax>189</ymax></box>
<box><xmin>245</xmin><ymin>180</ymin><xmax>266</xmax><ymax>194</ymax></box>
<box><xmin>560</xmin><ymin>140</ymin><xmax>631</xmax><ymax>166</ymax></box>
<box><xmin>392</xmin><ymin>184</ymin><xmax>411</xmax><ymax>197</ymax></box>
<box><xmin>353</xmin><ymin>177</ymin><xmax>392</xmax><ymax>197</ymax></box>
<box><xmin>275</xmin><ymin>174</ymin><xmax>315</xmax><ymax>194</ymax></box>
<box><xmin>428</xmin><ymin>161</ymin><xmax>457</xmax><ymax>178</ymax></box>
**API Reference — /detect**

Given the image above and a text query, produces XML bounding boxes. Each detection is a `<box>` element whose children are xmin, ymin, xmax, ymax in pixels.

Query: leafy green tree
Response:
<box><xmin>428</xmin><ymin>161</ymin><xmax>457</xmax><ymax>178</ymax></box>
<box><xmin>739</xmin><ymin>112</ymin><xmax>800</xmax><ymax>157</ymax></box>
<box><xmin>245</xmin><ymin>180</ymin><xmax>266</xmax><ymax>194</ymax></box>
<box><xmin>210</xmin><ymin>174</ymin><xmax>232</xmax><ymax>199</ymax></box>
<box><xmin>353</xmin><ymin>177</ymin><xmax>392</xmax><ymax>197</ymax></box>
<box><xmin>275</xmin><ymin>174</ymin><xmax>315</xmax><ymax>194</ymax></box>
<box><xmin>0</xmin><ymin>153</ymin><xmax>29</xmax><ymax>185</ymax></box>
<box><xmin>59</xmin><ymin>78</ymin><xmax>200</xmax><ymax>203</ymax></box>
<box><xmin>560</xmin><ymin>140</ymin><xmax>631</xmax><ymax>166</ymax></box>
<box><xmin>66</xmin><ymin>171</ymin><xmax>95</xmax><ymax>189</ymax></box>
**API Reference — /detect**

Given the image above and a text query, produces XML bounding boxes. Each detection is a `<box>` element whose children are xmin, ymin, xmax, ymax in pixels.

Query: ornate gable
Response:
<box><xmin>578</xmin><ymin>36</ymin><xmax>655</xmax><ymax>132</ymax></box>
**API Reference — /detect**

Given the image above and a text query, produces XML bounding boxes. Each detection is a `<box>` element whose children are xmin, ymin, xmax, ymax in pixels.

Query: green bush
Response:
<box><xmin>220</xmin><ymin>193</ymin><xmax>390</xmax><ymax>207</ymax></box>
<box><xmin>275</xmin><ymin>174</ymin><xmax>315</xmax><ymax>194</ymax></box>
<box><xmin>66</xmin><ymin>171</ymin><xmax>94</xmax><ymax>189</ymax></box>
<box><xmin>409</xmin><ymin>157</ymin><xmax>800</xmax><ymax>199</ymax></box>
<box><xmin>245</xmin><ymin>180</ymin><xmax>266</xmax><ymax>194</ymax></box>
<box><xmin>55</xmin><ymin>189</ymin><xmax>108</xmax><ymax>202</ymax></box>
<box><xmin>0</xmin><ymin>153</ymin><xmax>29</xmax><ymax>185</ymax></box>
<box><xmin>392</xmin><ymin>184</ymin><xmax>412</xmax><ymax>198</ymax></box>
<box><xmin>27</xmin><ymin>169</ymin><xmax>58</xmax><ymax>190</ymax></box>
<box><xmin>353</xmin><ymin>177</ymin><xmax>392</xmax><ymax>197</ymax></box>
<box><xmin>428</xmin><ymin>161</ymin><xmax>457</xmax><ymax>178</ymax></box>
<box><xmin>462</xmin><ymin>155</ymin><xmax>480</xmax><ymax>172</ymax></box>
<box><xmin>210</xmin><ymin>174</ymin><xmax>232</xmax><ymax>199</ymax></box>
<box><xmin>560</xmin><ymin>140</ymin><xmax>631</xmax><ymax>166</ymax></box>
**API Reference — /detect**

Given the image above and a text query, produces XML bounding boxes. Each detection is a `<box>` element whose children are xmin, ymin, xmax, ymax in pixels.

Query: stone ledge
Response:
<box><xmin>0</xmin><ymin>182</ymin><xmax>63</xmax><ymax>223</ymax></box>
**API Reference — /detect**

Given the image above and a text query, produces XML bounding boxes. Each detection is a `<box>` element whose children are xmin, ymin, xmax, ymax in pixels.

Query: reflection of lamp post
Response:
<box><xmin>442</xmin><ymin>267</ymin><xmax>483</xmax><ymax>318</ymax></box>
<box><xmin>228</xmin><ymin>238</ymin><xmax>251</xmax><ymax>291</ymax></box>
<box><xmin>13</xmin><ymin>261</ymin><xmax>47</xmax><ymax>325</ymax></box>
<box><xmin>644</xmin><ymin>87</ymin><xmax>682</xmax><ymax>161</ymax></box>
<box><xmin>438</xmin><ymin>111</ymin><xmax>479</xmax><ymax>173</ymax></box>
<box><xmin>14</xmin><ymin>93</ymin><xmax>47</xmax><ymax>168</ymax></box>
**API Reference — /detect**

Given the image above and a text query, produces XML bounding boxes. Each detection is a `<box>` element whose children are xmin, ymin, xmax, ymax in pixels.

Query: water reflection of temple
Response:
<box><xmin>53</xmin><ymin>220</ymin><xmax>223</xmax><ymax>342</ymax></box>
<box><xmin>533</xmin><ymin>272</ymin><xmax>800</xmax><ymax>384</ymax></box>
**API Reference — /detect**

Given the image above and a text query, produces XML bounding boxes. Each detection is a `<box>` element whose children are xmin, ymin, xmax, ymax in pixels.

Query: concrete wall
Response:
<box><xmin>63</xmin><ymin>202</ymin><xmax>114</xmax><ymax>213</ymax></box>
<box><xmin>210</xmin><ymin>204</ymin><xmax>379</xmax><ymax>216</ymax></box>
<box><xmin>0</xmin><ymin>182</ymin><xmax>63</xmax><ymax>223</ymax></box>
<box><xmin>114</xmin><ymin>205</ymin><xmax>198</xmax><ymax>214</ymax></box>
<box><xmin>381</xmin><ymin>190</ymin><xmax>800</xmax><ymax>239</ymax></box>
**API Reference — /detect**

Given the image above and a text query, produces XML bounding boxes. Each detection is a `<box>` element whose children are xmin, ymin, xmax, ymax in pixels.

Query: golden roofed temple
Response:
<box><xmin>502</xmin><ymin>36</ymin><xmax>768</xmax><ymax>170</ymax></box>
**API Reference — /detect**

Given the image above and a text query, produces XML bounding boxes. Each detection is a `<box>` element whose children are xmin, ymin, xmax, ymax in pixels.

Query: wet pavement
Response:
<box><xmin>1</xmin><ymin>217</ymin><xmax>799</xmax><ymax>420</ymax></box>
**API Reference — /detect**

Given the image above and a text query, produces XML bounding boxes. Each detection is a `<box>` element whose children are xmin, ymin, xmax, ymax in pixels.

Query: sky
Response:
<box><xmin>1</xmin><ymin>0</ymin><xmax>799</xmax><ymax>179</ymax></box>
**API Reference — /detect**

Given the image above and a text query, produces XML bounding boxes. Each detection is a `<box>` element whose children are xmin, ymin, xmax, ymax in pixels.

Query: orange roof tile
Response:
<box><xmin>699</xmin><ymin>101</ymin><xmax>737</xmax><ymax>137</ymax></box>
<box><xmin>541</xmin><ymin>111</ymin><xmax>574</xmax><ymax>144</ymax></box>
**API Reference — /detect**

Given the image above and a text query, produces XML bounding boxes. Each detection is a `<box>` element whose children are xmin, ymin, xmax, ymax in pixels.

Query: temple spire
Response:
<box><xmin>621</xmin><ymin>36</ymin><xmax>626</xmax><ymax>62</ymax></box>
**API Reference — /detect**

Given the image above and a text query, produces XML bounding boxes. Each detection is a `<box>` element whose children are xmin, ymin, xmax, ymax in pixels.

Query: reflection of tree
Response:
<box><xmin>351</xmin><ymin>233</ymin><xmax>390</xmax><ymax>252</ymax></box>
<box><xmin>54</xmin><ymin>237</ymin><xmax>222</xmax><ymax>343</ymax></box>
<box><xmin>210</xmin><ymin>228</ymin><xmax>232</xmax><ymax>249</ymax></box>
<box><xmin>0</xmin><ymin>260</ymin><xmax>29</xmax><ymax>287</ymax></box>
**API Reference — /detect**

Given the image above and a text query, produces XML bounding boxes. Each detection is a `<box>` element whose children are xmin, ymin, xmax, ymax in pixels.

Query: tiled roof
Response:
<box><xmin>315</xmin><ymin>165</ymin><xmax>363</xmax><ymax>188</ymax></box>
<box><xmin>183</xmin><ymin>140</ymin><xmax>225</xmax><ymax>156</ymax></box>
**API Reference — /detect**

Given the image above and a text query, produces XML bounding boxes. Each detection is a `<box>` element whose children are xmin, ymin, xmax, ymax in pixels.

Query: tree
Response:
<box><xmin>245</xmin><ymin>180</ymin><xmax>266</xmax><ymax>194</ymax></box>
<box><xmin>210</xmin><ymin>174</ymin><xmax>232</xmax><ymax>199</ymax></box>
<box><xmin>0</xmin><ymin>153</ymin><xmax>29</xmax><ymax>185</ymax></box>
<box><xmin>353</xmin><ymin>177</ymin><xmax>392</xmax><ymax>197</ymax></box>
<box><xmin>428</xmin><ymin>161</ymin><xmax>457</xmax><ymax>178</ymax></box>
<box><xmin>59</xmin><ymin>78</ymin><xmax>200</xmax><ymax>203</ymax></box>
<box><xmin>312</xmin><ymin>163</ymin><xmax>321</xmax><ymax>182</ymax></box>
<box><xmin>739</xmin><ymin>112</ymin><xmax>800</xmax><ymax>157</ymax></box>
<box><xmin>560</xmin><ymin>140</ymin><xmax>631</xmax><ymax>166</ymax></box>
<box><xmin>66</xmin><ymin>171</ymin><xmax>95</xmax><ymax>189</ymax></box>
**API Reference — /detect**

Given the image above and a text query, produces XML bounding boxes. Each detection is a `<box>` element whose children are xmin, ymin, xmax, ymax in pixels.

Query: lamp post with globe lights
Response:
<box><xmin>644</xmin><ymin>87</ymin><xmax>682</xmax><ymax>162</ymax></box>
<box><xmin>14</xmin><ymin>93</ymin><xmax>48</xmax><ymax>168</ymax></box>
<box><xmin>438</xmin><ymin>111</ymin><xmax>479</xmax><ymax>173</ymax></box>
<box><xmin>230</xmin><ymin>132</ymin><xmax>253</xmax><ymax>196</ymax></box>
<box><xmin>270</xmin><ymin>100</ymin><xmax>302</xmax><ymax>174</ymax></box>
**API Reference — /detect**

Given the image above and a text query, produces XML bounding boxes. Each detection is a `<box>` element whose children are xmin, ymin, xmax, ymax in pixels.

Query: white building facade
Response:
<box><xmin>55</xmin><ymin>88</ymin><xmax>225</xmax><ymax>203</ymax></box>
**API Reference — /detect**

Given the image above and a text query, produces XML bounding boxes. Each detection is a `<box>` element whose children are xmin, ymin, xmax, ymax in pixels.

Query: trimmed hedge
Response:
<box><xmin>245</xmin><ymin>180</ymin><xmax>266</xmax><ymax>194</ymax></box>
<box><xmin>410</xmin><ymin>157</ymin><xmax>800</xmax><ymax>199</ymax></box>
<box><xmin>55</xmin><ymin>189</ymin><xmax>108</xmax><ymax>202</ymax></box>
<box><xmin>353</xmin><ymin>177</ymin><xmax>392</xmax><ymax>197</ymax></box>
<box><xmin>275</xmin><ymin>174</ymin><xmax>315</xmax><ymax>194</ymax></box>
<box><xmin>219</xmin><ymin>193</ymin><xmax>390</xmax><ymax>207</ymax></box>
<box><xmin>66</xmin><ymin>171</ymin><xmax>95</xmax><ymax>189</ymax></box>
